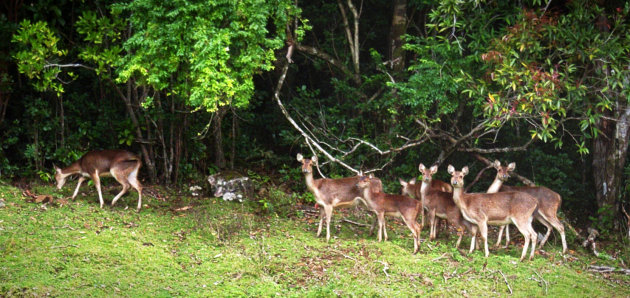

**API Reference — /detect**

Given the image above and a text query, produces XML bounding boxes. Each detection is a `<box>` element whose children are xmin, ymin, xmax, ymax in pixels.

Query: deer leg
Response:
<box><xmin>504</xmin><ymin>225</ymin><xmax>510</xmax><ymax>248</ymax></box>
<box><xmin>317</xmin><ymin>207</ymin><xmax>325</xmax><ymax>237</ymax></box>
<box><xmin>478</xmin><ymin>222</ymin><xmax>489</xmax><ymax>257</ymax></box>
<box><xmin>511</xmin><ymin>218</ymin><xmax>533</xmax><ymax>261</ymax></box>
<box><xmin>539</xmin><ymin>213</ymin><xmax>567</xmax><ymax>254</ymax></box>
<box><xmin>429</xmin><ymin>209</ymin><xmax>437</xmax><ymax>240</ymax></box>
<box><xmin>495</xmin><ymin>226</ymin><xmax>505</xmax><ymax>248</ymax></box>
<box><xmin>455</xmin><ymin>227</ymin><xmax>464</xmax><ymax>249</ymax></box>
<box><xmin>71</xmin><ymin>177</ymin><xmax>86</xmax><ymax>199</ymax></box>
<box><xmin>127</xmin><ymin>164</ymin><xmax>143</xmax><ymax>212</ymax></box>
<box><xmin>383</xmin><ymin>218</ymin><xmax>389</xmax><ymax>241</ymax></box>
<box><xmin>377</xmin><ymin>213</ymin><xmax>385</xmax><ymax>242</ymax></box>
<box><xmin>111</xmin><ymin>170</ymin><xmax>130</xmax><ymax>207</ymax></box>
<box><xmin>538</xmin><ymin>220</ymin><xmax>553</xmax><ymax>248</ymax></box>
<box><xmin>369</xmin><ymin>217</ymin><xmax>378</xmax><ymax>236</ymax></box>
<box><xmin>529</xmin><ymin>225</ymin><xmax>537</xmax><ymax>260</ymax></box>
<box><xmin>324</xmin><ymin>205</ymin><xmax>333</xmax><ymax>242</ymax></box>
<box><xmin>91</xmin><ymin>173</ymin><xmax>104</xmax><ymax>209</ymax></box>
<box><xmin>469</xmin><ymin>225</ymin><xmax>478</xmax><ymax>254</ymax></box>
<box><xmin>401</xmin><ymin>216</ymin><xmax>419</xmax><ymax>254</ymax></box>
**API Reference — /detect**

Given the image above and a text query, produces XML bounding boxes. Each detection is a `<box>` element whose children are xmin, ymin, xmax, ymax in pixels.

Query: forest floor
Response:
<box><xmin>1</xmin><ymin>180</ymin><xmax>629</xmax><ymax>297</ymax></box>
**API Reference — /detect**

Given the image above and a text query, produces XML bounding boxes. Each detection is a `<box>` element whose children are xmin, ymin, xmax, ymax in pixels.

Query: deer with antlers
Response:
<box><xmin>297</xmin><ymin>154</ymin><xmax>381</xmax><ymax>242</ymax></box>
<box><xmin>487</xmin><ymin>160</ymin><xmax>567</xmax><ymax>254</ymax></box>
<box><xmin>448</xmin><ymin>165</ymin><xmax>538</xmax><ymax>261</ymax></box>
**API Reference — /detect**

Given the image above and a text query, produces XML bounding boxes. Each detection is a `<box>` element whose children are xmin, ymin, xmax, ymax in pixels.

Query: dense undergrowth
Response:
<box><xmin>0</xmin><ymin>179</ymin><xmax>629</xmax><ymax>296</ymax></box>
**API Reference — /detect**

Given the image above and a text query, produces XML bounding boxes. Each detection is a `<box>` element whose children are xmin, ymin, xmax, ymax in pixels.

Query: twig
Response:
<box><xmin>588</xmin><ymin>265</ymin><xmax>630</xmax><ymax>275</ymax></box>
<box><xmin>465</xmin><ymin>164</ymin><xmax>493</xmax><ymax>192</ymax></box>
<box><xmin>498</xmin><ymin>270</ymin><xmax>513</xmax><ymax>295</ymax></box>
<box><xmin>375</xmin><ymin>260</ymin><xmax>390</xmax><ymax>277</ymax></box>
<box><xmin>432</xmin><ymin>253</ymin><xmax>449</xmax><ymax>262</ymax></box>
<box><xmin>533</xmin><ymin>271</ymin><xmax>548</xmax><ymax>294</ymax></box>
<box><xmin>342</xmin><ymin>217</ymin><xmax>371</xmax><ymax>227</ymax></box>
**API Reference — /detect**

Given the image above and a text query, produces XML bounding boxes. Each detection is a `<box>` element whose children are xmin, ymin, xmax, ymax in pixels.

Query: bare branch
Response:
<box><xmin>458</xmin><ymin>138</ymin><xmax>534</xmax><ymax>153</ymax></box>
<box><xmin>274</xmin><ymin>57</ymin><xmax>360</xmax><ymax>174</ymax></box>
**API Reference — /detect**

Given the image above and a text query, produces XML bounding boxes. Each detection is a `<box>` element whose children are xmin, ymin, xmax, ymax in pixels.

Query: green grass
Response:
<box><xmin>1</xmin><ymin>180</ymin><xmax>629</xmax><ymax>296</ymax></box>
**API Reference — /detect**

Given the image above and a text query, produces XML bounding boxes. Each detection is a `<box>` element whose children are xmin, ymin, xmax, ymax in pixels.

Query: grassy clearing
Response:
<box><xmin>0</xmin><ymin>180</ymin><xmax>629</xmax><ymax>296</ymax></box>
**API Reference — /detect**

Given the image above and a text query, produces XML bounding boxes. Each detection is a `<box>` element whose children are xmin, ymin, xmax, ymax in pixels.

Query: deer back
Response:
<box><xmin>369</xmin><ymin>191</ymin><xmax>419</xmax><ymax>214</ymax></box>
<box><xmin>460</xmin><ymin>191</ymin><xmax>538</xmax><ymax>222</ymax></box>
<box><xmin>431</xmin><ymin>179</ymin><xmax>453</xmax><ymax>193</ymax></box>
<box><xmin>78</xmin><ymin>150</ymin><xmax>139</xmax><ymax>174</ymax></box>
<box><xmin>500</xmin><ymin>185</ymin><xmax>561</xmax><ymax>213</ymax></box>
<box><xmin>314</xmin><ymin>176</ymin><xmax>381</xmax><ymax>203</ymax></box>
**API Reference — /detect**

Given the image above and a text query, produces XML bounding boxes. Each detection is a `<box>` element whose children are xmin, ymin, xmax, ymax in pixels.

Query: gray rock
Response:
<box><xmin>207</xmin><ymin>174</ymin><xmax>253</xmax><ymax>202</ymax></box>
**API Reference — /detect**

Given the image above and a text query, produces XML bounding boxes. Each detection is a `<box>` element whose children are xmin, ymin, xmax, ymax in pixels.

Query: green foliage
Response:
<box><xmin>11</xmin><ymin>20</ymin><xmax>67</xmax><ymax>94</ymax></box>
<box><xmin>114</xmin><ymin>0</ymin><xmax>293</xmax><ymax>112</ymax></box>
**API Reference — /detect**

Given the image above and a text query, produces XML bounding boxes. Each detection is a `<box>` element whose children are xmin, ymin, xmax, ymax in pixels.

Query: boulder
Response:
<box><xmin>207</xmin><ymin>173</ymin><xmax>254</xmax><ymax>202</ymax></box>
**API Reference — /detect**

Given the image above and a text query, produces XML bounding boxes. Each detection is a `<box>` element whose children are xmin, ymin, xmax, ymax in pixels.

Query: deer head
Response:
<box><xmin>296</xmin><ymin>153</ymin><xmax>317</xmax><ymax>174</ymax></box>
<box><xmin>419</xmin><ymin>163</ymin><xmax>438</xmax><ymax>183</ymax></box>
<box><xmin>54</xmin><ymin>165</ymin><xmax>67</xmax><ymax>190</ymax></box>
<box><xmin>493</xmin><ymin>160</ymin><xmax>515</xmax><ymax>182</ymax></box>
<box><xmin>447</xmin><ymin>165</ymin><xmax>469</xmax><ymax>188</ymax></box>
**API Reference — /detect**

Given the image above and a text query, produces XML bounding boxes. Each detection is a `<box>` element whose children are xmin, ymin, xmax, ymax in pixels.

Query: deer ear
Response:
<box><xmin>507</xmin><ymin>162</ymin><xmax>516</xmax><ymax>171</ymax></box>
<box><xmin>296</xmin><ymin>153</ymin><xmax>303</xmax><ymax>162</ymax></box>
<box><xmin>368</xmin><ymin>173</ymin><xmax>374</xmax><ymax>179</ymax></box>
<box><xmin>398</xmin><ymin>178</ymin><xmax>407</xmax><ymax>186</ymax></box>
<box><xmin>311</xmin><ymin>155</ymin><xmax>318</xmax><ymax>163</ymax></box>
<box><xmin>462</xmin><ymin>166</ymin><xmax>469</xmax><ymax>176</ymax></box>
<box><xmin>430</xmin><ymin>165</ymin><xmax>438</xmax><ymax>174</ymax></box>
<box><xmin>410</xmin><ymin>177</ymin><xmax>417</xmax><ymax>184</ymax></box>
<box><xmin>447</xmin><ymin>165</ymin><xmax>455</xmax><ymax>175</ymax></box>
<box><xmin>418</xmin><ymin>163</ymin><xmax>426</xmax><ymax>172</ymax></box>
<box><xmin>53</xmin><ymin>164</ymin><xmax>61</xmax><ymax>172</ymax></box>
<box><xmin>493</xmin><ymin>160</ymin><xmax>501</xmax><ymax>168</ymax></box>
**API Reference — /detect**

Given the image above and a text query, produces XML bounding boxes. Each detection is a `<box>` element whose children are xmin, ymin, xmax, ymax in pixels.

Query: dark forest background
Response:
<box><xmin>1</xmin><ymin>0</ymin><xmax>629</xmax><ymax>237</ymax></box>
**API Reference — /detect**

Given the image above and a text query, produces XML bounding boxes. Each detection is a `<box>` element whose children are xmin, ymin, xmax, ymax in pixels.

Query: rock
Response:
<box><xmin>0</xmin><ymin>199</ymin><xmax>5</xmax><ymax>208</ymax></box>
<box><xmin>207</xmin><ymin>173</ymin><xmax>254</xmax><ymax>202</ymax></box>
<box><xmin>189</xmin><ymin>185</ymin><xmax>203</xmax><ymax>197</ymax></box>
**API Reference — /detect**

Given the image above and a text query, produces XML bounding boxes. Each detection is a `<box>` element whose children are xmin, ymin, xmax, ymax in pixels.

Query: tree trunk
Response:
<box><xmin>388</xmin><ymin>0</ymin><xmax>407</xmax><ymax>72</ymax></box>
<box><xmin>592</xmin><ymin>99</ymin><xmax>630</xmax><ymax>226</ymax></box>
<box><xmin>213</xmin><ymin>107</ymin><xmax>227</xmax><ymax>169</ymax></box>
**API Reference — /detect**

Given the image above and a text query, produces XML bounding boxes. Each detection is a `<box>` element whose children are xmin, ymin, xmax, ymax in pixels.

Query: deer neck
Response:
<box><xmin>61</xmin><ymin>162</ymin><xmax>82</xmax><ymax>175</ymax></box>
<box><xmin>420</xmin><ymin>180</ymin><xmax>431</xmax><ymax>200</ymax></box>
<box><xmin>451</xmin><ymin>187</ymin><xmax>466</xmax><ymax>209</ymax></box>
<box><xmin>487</xmin><ymin>175</ymin><xmax>503</xmax><ymax>193</ymax></box>
<box><xmin>303</xmin><ymin>171</ymin><xmax>316</xmax><ymax>191</ymax></box>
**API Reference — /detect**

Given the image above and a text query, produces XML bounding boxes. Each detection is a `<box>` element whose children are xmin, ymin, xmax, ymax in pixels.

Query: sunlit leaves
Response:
<box><xmin>12</xmin><ymin>20</ymin><xmax>67</xmax><ymax>95</ymax></box>
<box><xmin>116</xmin><ymin>0</ymin><xmax>292</xmax><ymax>112</ymax></box>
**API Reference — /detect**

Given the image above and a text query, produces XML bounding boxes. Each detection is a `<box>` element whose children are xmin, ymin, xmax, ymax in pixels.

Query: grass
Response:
<box><xmin>1</xmin><ymin>179</ymin><xmax>629</xmax><ymax>297</ymax></box>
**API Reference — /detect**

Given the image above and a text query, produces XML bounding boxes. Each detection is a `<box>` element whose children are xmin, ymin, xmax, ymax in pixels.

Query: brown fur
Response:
<box><xmin>357</xmin><ymin>176</ymin><xmax>422</xmax><ymax>254</ymax></box>
<box><xmin>449</xmin><ymin>165</ymin><xmax>538</xmax><ymax>261</ymax></box>
<box><xmin>489</xmin><ymin>160</ymin><xmax>567</xmax><ymax>254</ymax></box>
<box><xmin>297</xmin><ymin>154</ymin><xmax>381</xmax><ymax>242</ymax></box>
<box><xmin>55</xmin><ymin>149</ymin><xmax>143</xmax><ymax>211</ymax></box>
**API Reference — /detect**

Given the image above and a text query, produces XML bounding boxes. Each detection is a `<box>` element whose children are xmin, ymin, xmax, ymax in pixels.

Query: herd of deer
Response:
<box><xmin>51</xmin><ymin>149</ymin><xmax>566</xmax><ymax>261</ymax></box>
<box><xmin>297</xmin><ymin>153</ymin><xmax>567</xmax><ymax>261</ymax></box>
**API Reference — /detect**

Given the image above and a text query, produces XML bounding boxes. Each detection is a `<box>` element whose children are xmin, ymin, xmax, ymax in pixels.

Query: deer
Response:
<box><xmin>399</xmin><ymin>175</ymin><xmax>451</xmax><ymax>231</ymax></box>
<box><xmin>54</xmin><ymin>149</ymin><xmax>143</xmax><ymax>211</ymax></box>
<box><xmin>486</xmin><ymin>161</ymin><xmax>516</xmax><ymax>248</ymax></box>
<box><xmin>448</xmin><ymin>165</ymin><xmax>538</xmax><ymax>261</ymax></box>
<box><xmin>356</xmin><ymin>175</ymin><xmax>422</xmax><ymax>254</ymax></box>
<box><xmin>487</xmin><ymin>160</ymin><xmax>567</xmax><ymax>254</ymax></box>
<box><xmin>296</xmin><ymin>154</ymin><xmax>382</xmax><ymax>242</ymax></box>
<box><xmin>400</xmin><ymin>164</ymin><xmax>476</xmax><ymax>249</ymax></box>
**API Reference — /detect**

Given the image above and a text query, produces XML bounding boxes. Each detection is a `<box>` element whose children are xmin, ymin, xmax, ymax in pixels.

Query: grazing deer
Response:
<box><xmin>54</xmin><ymin>149</ymin><xmax>143</xmax><ymax>211</ymax></box>
<box><xmin>297</xmin><ymin>154</ymin><xmax>382</xmax><ymax>242</ymax></box>
<box><xmin>356</xmin><ymin>175</ymin><xmax>422</xmax><ymax>254</ymax></box>
<box><xmin>448</xmin><ymin>165</ymin><xmax>538</xmax><ymax>261</ymax></box>
<box><xmin>488</xmin><ymin>160</ymin><xmax>567</xmax><ymax>254</ymax></box>
<box><xmin>400</xmin><ymin>164</ymin><xmax>476</xmax><ymax>248</ymax></box>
